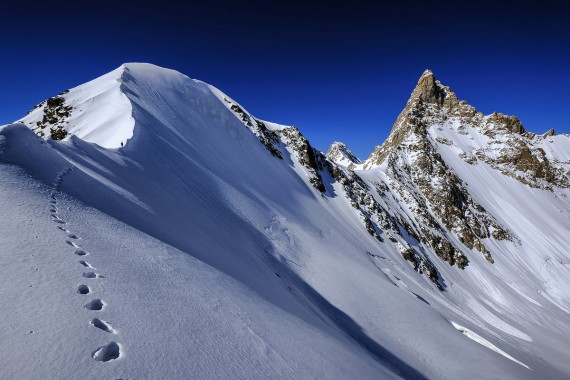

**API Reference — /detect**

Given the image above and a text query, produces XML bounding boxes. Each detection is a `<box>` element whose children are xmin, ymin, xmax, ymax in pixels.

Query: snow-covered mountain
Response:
<box><xmin>326</xmin><ymin>141</ymin><xmax>362</xmax><ymax>169</ymax></box>
<box><xmin>1</xmin><ymin>63</ymin><xmax>569</xmax><ymax>379</ymax></box>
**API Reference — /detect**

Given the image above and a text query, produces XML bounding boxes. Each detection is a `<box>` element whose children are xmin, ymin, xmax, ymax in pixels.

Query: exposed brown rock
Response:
<box><xmin>487</xmin><ymin>112</ymin><xmax>526</xmax><ymax>135</ymax></box>
<box><xmin>280</xmin><ymin>126</ymin><xmax>326</xmax><ymax>192</ymax></box>
<box><xmin>26</xmin><ymin>95</ymin><xmax>72</xmax><ymax>140</ymax></box>
<box><xmin>361</xmin><ymin>70</ymin><xmax>520</xmax><ymax>269</ymax></box>
<box><xmin>411</xmin><ymin>70</ymin><xmax>446</xmax><ymax>105</ymax></box>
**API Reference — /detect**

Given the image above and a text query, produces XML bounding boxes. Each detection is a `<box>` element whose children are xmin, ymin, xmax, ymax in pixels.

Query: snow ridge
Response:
<box><xmin>17</xmin><ymin>65</ymin><xmax>134</xmax><ymax>148</ymax></box>
<box><xmin>1</xmin><ymin>64</ymin><xmax>569</xmax><ymax>379</ymax></box>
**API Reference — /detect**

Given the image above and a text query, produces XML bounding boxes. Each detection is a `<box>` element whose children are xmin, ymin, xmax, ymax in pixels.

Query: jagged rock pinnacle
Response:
<box><xmin>545</xmin><ymin>128</ymin><xmax>556</xmax><ymax>137</ymax></box>
<box><xmin>411</xmin><ymin>69</ymin><xmax>446</xmax><ymax>105</ymax></box>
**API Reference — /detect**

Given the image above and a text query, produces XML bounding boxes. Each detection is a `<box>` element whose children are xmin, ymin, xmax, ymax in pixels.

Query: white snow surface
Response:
<box><xmin>450</xmin><ymin>322</ymin><xmax>530</xmax><ymax>369</ymax></box>
<box><xmin>18</xmin><ymin>66</ymin><xmax>134</xmax><ymax>149</ymax></box>
<box><xmin>1</xmin><ymin>63</ymin><xmax>569</xmax><ymax>379</ymax></box>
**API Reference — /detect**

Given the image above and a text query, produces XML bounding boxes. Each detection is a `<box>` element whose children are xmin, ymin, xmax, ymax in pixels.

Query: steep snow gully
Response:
<box><xmin>1</xmin><ymin>63</ymin><xmax>569</xmax><ymax>379</ymax></box>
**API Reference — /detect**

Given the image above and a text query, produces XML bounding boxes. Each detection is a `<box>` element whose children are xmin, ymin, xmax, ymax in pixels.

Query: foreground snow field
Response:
<box><xmin>1</xmin><ymin>63</ymin><xmax>569</xmax><ymax>379</ymax></box>
<box><xmin>0</xmin><ymin>165</ymin><xmax>393</xmax><ymax>379</ymax></box>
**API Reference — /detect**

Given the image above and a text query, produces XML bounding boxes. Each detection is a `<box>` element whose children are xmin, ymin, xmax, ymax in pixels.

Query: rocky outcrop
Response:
<box><xmin>367</xmin><ymin>69</ymin><xmax>569</xmax><ymax>190</ymax></box>
<box><xmin>20</xmin><ymin>92</ymin><xmax>72</xmax><ymax>140</ymax></box>
<box><xmin>326</xmin><ymin>141</ymin><xmax>361</xmax><ymax>169</ymax></box>
<box><xmin>223</xmin><ymin>97</ymin><xmax>283</xmax><ymax>159</ymax></box>
<box><xmin>475</xmin><ymin>115</ymin><xmax>569</xmax><ymax>189</ymax></box>
<box><xmin>328</xmin><ymin>161</ymin><xmax>444</xmax><ymax>289</ymax></box>
<box><xmin>276</xmin><ymin>131</ymin><xmax>446</xmax><ymax>289</ymax></box>
<box><xmin>486</xmin><ymin>112</ymin><xmax>526</xmax><ymax>135</ymax></box>
<box><xmin>364</xmin><ymin>70</ymin><xmax>481</xmax><ymax>169</ymax></box>
<box><xmin>411</xmin><ymin>70</ymin><xmax>446</xmax><ymax>105</ymax></box>
<box><xmin>363</xmin><ymin>70</ymin><xmax>516</xmax><ymax>268</ymax></box>
<box><xmin>279</xmin><ymin>126</ymin><xmax>326</xmax><ymax>192</ymax></box>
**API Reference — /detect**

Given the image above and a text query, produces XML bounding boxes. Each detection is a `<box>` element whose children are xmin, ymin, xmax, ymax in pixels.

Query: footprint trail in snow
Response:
<box><xmin>49</xmin><ymin>167</ymin><xmax>123</xmax><ymax>363</ymax></box>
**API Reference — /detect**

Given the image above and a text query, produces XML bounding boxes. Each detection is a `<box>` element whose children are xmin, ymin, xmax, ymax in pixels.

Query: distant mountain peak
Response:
<box><xmin>326</xmin><ymin>141</ymin><xmax>361</xmax><ymax>168</ymax></box>
<box><xmin>363</xmin><ymin>69</ymin><xmax>569</xmax><ymax>190</ymax></box>
<box><xmin>410</xmin><ymin>69</ymin><xmax>452</xmax><ymax>106</ymax></box>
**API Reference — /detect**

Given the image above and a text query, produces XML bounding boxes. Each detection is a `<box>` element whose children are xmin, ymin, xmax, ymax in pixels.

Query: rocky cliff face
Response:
<box><xmin>370</xmin><ymin>71</ymin><xmax>513</xmax><ymax>265</ymax></box>
<box><xmin>475</xmin><ymin>114</ymin><xmax>569</xmax><ymax>189</ymax></box>
<box><xmin>222</xmin><ymin>97</ymin><xmax>283</xmax><ymax>159</ymax></box>
<box><xmin>18</xmin><ymin>92</ymin><xmax>72</xmax><ymax>140</ymax></box>
<box><xmin>216</xmin><ymin>69</ymin><xmax>567</xmax><ymax>288</ymax></box>
<box><xmin>365</xmin><ymin>70</ymin><xmax>569</xmax><ymax>189</ymax></box>
<box><xmin>218</xmin><ymin>95</ymin><xmax>328</xmax><ymax>193</ymax></box>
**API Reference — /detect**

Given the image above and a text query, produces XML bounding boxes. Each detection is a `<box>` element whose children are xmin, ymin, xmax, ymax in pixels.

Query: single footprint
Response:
<box><xmin>79</xmin><ymin>260</ymin><xmax>94</xmax><ymax>269</ymax></box>
<box><xmin>49</xmin><ymin>199</ymin><xmax>57</xmax><ymax>204</ymax></box>
<box><xmin>53</xmin><ymin>219</ymin><xmax>66</xmax><ymax>224</ymax></box>
<box><xmin>84</xmin><ymin>299</ymin><xmax>104</xmax><ymax>310</ymax></box>
<box><xmin>77</xmin><ymin>284</ymin><xmax>90</xmax><ymax>294</ymax></box>
<box><xmin>82</xmin><ymin>271</ymin><xmax>98</xmax><ymax>279</ymax></box>
<box><xmin>57</xmin><ymin>226</ymin><xmax>68</xmax><ymax>232</ymax></box>
<box><xmin>90</xmin><ymin>318</ymin><xmax>116</xmax><ymax>334</ymax></box>
<box><xmin>75</xmin><ymin>249</ymin><xmax>88</xmax><ymax>256</ymax></box>
<box><xmin>92</xmin><ymin>342</ymin><xmax>121</xmax><ymax>362</ymax></box>
<box><xmin>67</xmin><ymin>233</ymin><xmax>79</xmax><ymax>239</ymax></box>
<box><xmin>66</xmin><ymin>240</ymin><xmax>80</xmax><ymax>248</ymax></box>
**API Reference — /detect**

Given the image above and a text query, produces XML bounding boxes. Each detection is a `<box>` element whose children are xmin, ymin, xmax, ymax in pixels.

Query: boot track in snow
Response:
<box><xmin>49</xmin><ymin>167</ymin><xmax>123</xmax><ymax>363</ymax></box>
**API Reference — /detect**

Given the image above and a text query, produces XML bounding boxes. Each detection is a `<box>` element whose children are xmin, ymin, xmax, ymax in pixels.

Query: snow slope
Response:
<box><xmin>1</xmin><ymin>63</ymin><xmax>569</xmax><ymax>379</ymax></box>
<box><xmin>0</xmin><ymin>164</ymin><xmax>389</xmax><ymax>379</ymax></box>
<box><xmin>18</xmin><ymin>66</ymin><xmax>133</xmax><ymax>149</ymax></box>
<box><xmin>353</xmin><ymin>70</ymin><xmax>570</xmax><ymax>377</ymax></box>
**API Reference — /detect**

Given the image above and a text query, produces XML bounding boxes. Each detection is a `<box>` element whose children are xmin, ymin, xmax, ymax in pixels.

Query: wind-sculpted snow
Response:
<box><xmin>1</xmin><ymin>63</ymin><xmax>570</xmax><ymax>379</ymax></box>
<box><xmin>17</xmin><ymin>66</ymin><xmax>134</xmax><ymax>148</ymax></box>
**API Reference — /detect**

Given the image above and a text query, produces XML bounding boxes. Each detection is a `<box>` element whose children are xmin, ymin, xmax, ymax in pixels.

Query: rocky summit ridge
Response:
<box><xmin>320</xmin><ymin>69</ymin><xmax>569</xmax><ymax>284</ymax></box>
<box><xmin>361</xmin><ymin>69</ymin><xmax>568</xmax><ymax>189</ymax></box>
<box><xmin>13</xmin><ymin>65</ymin><xmax>570</xmax><ymax>289</ymax></box>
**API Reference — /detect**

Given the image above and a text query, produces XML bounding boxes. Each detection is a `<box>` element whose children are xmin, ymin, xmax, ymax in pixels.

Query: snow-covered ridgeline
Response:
<box><xmin>1</xmin><ymin>63</ymin><xmax>569</xmax><ymax>379</ymax></box>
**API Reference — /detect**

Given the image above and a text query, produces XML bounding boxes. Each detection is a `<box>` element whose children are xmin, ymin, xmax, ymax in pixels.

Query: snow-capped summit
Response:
<box><xmin>2</xmin><ymin>64</ymin><xmax>570</xmax><ymax>379</ymax></box>
<box><xmin>17</xmin><ymin>63</ymin><xmax>228</xmax><ymax>150</ymax></box>
<box><xmin>17</xmin><ymin>65</ymin><xmax>133</xmax><ymax>149</ymax></box>
<box><xmin>325</xmin><ymin>141</ymin><xmax>361</xmax><ymax>168</ymax></box>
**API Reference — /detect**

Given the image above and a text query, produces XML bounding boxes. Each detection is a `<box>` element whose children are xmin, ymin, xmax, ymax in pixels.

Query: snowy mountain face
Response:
<box><xmin>2</xmin><ymin>63</ymin><xmax>570</xmax><ymax>379</ymax></box>
<box><xmin>326</xmin><ymin>141</ymin><xmax>362</xmax><ymax>169</ymax></box>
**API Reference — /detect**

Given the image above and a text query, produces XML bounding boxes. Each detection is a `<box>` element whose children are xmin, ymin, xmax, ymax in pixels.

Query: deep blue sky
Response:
<box><xmin>2</xmin><ymin>0</ymin><xmax>569</xmax><ymax>158</ymax></box>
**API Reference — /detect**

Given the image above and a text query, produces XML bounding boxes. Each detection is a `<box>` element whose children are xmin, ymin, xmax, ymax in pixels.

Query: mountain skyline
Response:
<box><xmin>2</xmin><ymin>62</ymin><xmax>569</xmax><ymax>379</ymax></box>
<box><xmin>2</xmin><ymin>1</ymin><xmax>569</xmax><ymax>157</ymax></box>
<box><xmin>2</xmin><ymin>2</ymin><xmax>570</xmax><ymax>377</ymax></box>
